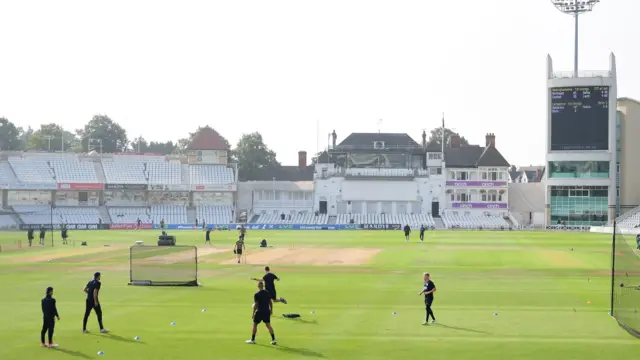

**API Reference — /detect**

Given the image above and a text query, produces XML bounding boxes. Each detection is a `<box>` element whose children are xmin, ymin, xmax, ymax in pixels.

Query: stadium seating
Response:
<box><xmin>102</xmin><ymin>157</ymin><xmax>146</xmax><ymax>184</ymax></box>
<box><xmin>0</xmin><ymin>162</ymin><xmax>17</xmax><ymax>183</ymax></box>
<box><xmin>196</xmin><ymin>205</ymin><xmax>234</xmax><ymax>225</ymax></box>
<box><xmin>616</xmin><ymin>205</ymin><xmax>640</xmax><ymax>229</ymax></box>
<box><xmin>150</xmin><ymin>204</ymin><xmax>187</xmax><ymax>224</ymax></box>
<box><xmin>13</xmin><ymin>205</ymin><xmax>103</xmax><ymax>224</ymax></box>
<box><xmin>334</xmin><ymin>213</ymin><xmax>435</xmax><ymax>228</ymax></box>
<box><xmin>147</xmin><ymin>159</ymin><xmax>181</xmax><ymax>184</ymax></box>
<box><xmin>109</xmin><ymin>207</ymin><xmax>151</xmax><ymax>224</ymax></box>
<box><xmin>0</xmin><ymin>215</ymin><xmax>17</xmax><ymax>229</ymax></box>
<box><xmin>48</xmin><ymin>156</ymin><xmax>98</xmax><ymax>183</ymax></box>
<box><xmin>252</xmin><ymin>211</ymin><xmax>328</xmax><ymax>224</ymax></box>
<box><xmin>442</xmin><ymin>212</ymin><xmax>509</xmax><ymax>229</ymax></box>
<box><xmin>189</xmin><ymin>165</ymin><xmax>234</xmax><ymax>184</ymax></box>
<box><xmin>8</xmin><ymin>157</ymin><xmax>56</xmax><ymax>183</ymax></box>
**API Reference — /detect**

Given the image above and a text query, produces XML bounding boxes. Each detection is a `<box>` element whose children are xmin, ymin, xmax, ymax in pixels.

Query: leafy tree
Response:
<box><xmin>0</xmin><ymin>117</ymin><xmax>24</xmax><ymax>150</ymax></box>
<box><xmin>509</xmin><ymin>165</ymin><xmax>517</xmax><ymax>173</ymax></box>
<box><xmin>232</xmin><ymin>132</ymin><xmax>280</xmax><ymax>181</ymax></box>
<box><xmin>130</xmin><ymin>137</ymin><xmax>177</xmax><ymax>155</ymax></box>
<box><xmin>428</xmin><ymin>127</ymin><xmax>469</xmax><ymax>147</ymax></box>
<box><xmin>27</xmin><ymin>123</ymin><xmax>77</xmax><ymax>152</ymax></box>
<box><xmin>77</xmin><ymin>115</ymin><xmax>128</xmax><ymax>153</ymax></box>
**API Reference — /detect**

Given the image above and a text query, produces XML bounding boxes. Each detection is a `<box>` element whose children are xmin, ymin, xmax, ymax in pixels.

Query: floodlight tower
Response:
<box><xmin>551</xmin><ymin>0</ymin><xmax>601</xmax><ymax>77</ymax></box>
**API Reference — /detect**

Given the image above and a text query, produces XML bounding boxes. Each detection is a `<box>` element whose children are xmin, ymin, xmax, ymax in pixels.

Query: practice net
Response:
<box><xmin>129</xmin><ymin>245</ymin><xmax>198</xmax><ymax>286</ymax></box>
<box><xmin>612</xmin><ymin>222</ymin><xmax>640</xmax><ymax>337</ymax></box>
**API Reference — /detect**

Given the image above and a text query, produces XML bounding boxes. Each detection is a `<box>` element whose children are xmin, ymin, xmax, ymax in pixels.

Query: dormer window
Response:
<box><xmin>373</xmin><ymin>141</ymin><xmax>385</xmax><ymax>149</ymax></box>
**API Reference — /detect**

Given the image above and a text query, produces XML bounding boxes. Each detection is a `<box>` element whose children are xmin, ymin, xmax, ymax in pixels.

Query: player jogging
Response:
<box><xmin>246</xmin><ymin>282</ymin><xmax>277</xmax><ymax>345</ymax></box>
<box><xmin>82</xmin><ymin>272</ymin><xmax>109</xmax><ymax>333</ymax></box>
<box><xmin>27</xmin><ymin>228</ymin><xmax>34</xmax><ymax>247</ymax></box>
<box><xmin>419</xmin><ymin>225</ymin><xmax>425</xmax><ymax>242</ymax></box>
<box><xmin>204</xmin><ymin>228</ymin><xmax>212</xmax><ymax>245</ymax></box>
<box><xmin>234</xmin><ymin>238</ymin><xmax>246</xmax><ymax>264</ymax></box>
<box><xmin>41</xmin><ymin>286</ymin><xmax>60</xmax><ymax>348</ymax></box>
<box><xmin>39</xmin><ymin>227</ymin><xmax>46</xmax><ymax>245</ymax></box>
<box><xmin>419</xmin><ymin>272</ymin><xmax>437</xmax><ymax>325</ymax></box>
<box><xmin>403</xmin><ymin>224</ymin><xmax>411</xmax><ymax>242</ymax></box>
<box><xmin>251</xmin><ymin>266</ymin><xmax>288</xmax><ymax>304</ymax></box>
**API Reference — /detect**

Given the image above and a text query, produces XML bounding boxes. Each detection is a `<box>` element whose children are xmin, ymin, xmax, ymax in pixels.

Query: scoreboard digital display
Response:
<box><xmin>550</xmin><ymin>86</ymin><xmax>609</xmax><ymax>151</ymax></box>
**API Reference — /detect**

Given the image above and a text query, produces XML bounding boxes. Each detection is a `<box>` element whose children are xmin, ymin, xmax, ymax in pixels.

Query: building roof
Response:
<box><xmin>337</xmin><ymin>133</ymin><xmax>421</xmax><ymax>149</ymax></box>
<box><xmin>618</xmin><ymin>97</ymin><xmax>640</xmax><ymax>107</ymax></box>
<box><xmin>444</xmin><ymin>145</ymin><xmax>510</xmax><ymax>168</ymax></box>
<box><xmin>509</xmin><ymin>171</ymin><xmax>520</xmax><ymax>181</ymax></box>
<box><xmin>240</xmin><ymin>166</ymin><xmax>314</xmax><ymax>182</ymax></box>
<box><xmin>186</xmin><ymin>126</ymin><xmax>230</xmax><ymax>151</ymax></box>
<box><xmin>425</xmin><ymin>141</ymin><xmax>442</xmax><ymax>152</ymax></box>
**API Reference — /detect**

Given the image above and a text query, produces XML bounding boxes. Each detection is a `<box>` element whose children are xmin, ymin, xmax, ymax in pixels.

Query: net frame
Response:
<box><xmin>128</xmin><ymin>245</ymin><xmax>199</xmax><ymax>286</ymax></box>
<box><xmin>611</xmin><ymin>221</ymin><xmax>640</xmax><ymax>338</ymax></box>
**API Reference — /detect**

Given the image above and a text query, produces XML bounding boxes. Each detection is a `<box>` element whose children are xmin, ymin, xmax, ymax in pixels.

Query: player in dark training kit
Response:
<box><xmin>419</xmin><ymin>225</ymin><xmax>425</xmax><ymax>242</ymax></box>
<box><xmin>82</xmin><ymin>272</ymin><xmax>109</xmax><ymax>333</ymax></box>
<box><xmin>251</xmin><ymin>266</ymin><xmax>288</xmax><ymax>304</ymax></box>
<box><xmin>39</xmin><ymin>227</ymin><xmax>46</xmax><ymax>245</ymax></box>
<box><xmin>27</xmin><ymin>228</ymin><xmax>34</xmax><ymax>246</ymax></box>
<box><xmin>41</xmin><ymin>286</ymin><xmax>60</xmax><ymax>348</ymax></box>
<box><xmin>61</xmin><ymin>224</ymin><xmax>68</xmax><ymax>245</ymax></box>
<box><xmin>234</xmin><ymin>239</ymin><xmax>246</xmax><ymax>263</ymax></box>
<box><xmin>246</xmin><ymin>282</ymin><xmax>277</xmax><ymax>345</ymax></box>
<box><xmin>419</xmin><ymin>272</ymin><xmax>437</xmax><ymax>325</ymax></box>
<box><xmin>204</xmin><ymin>228</ymin><xmax>212</xmax><ymax>245</ymax></box>
<box><xmin>403</xmin><ymin>224</ymin><xmax>411</xmax><ymax>242</ymax></box>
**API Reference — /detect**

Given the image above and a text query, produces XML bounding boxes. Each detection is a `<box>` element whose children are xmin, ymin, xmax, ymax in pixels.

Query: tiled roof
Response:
<box><xmin>337</xmin><ymin>133</ymin><xmax>421</xmax><ymax>148</ymax></box>
<box><xmin>187</xmin><ymin>126</ymin><xmax>230</xmax><ymax>151</ymax></box>
<box><xmin>444</xmin><ymin>145</ymin><xmax>509</xmax><ymax>168</ymax></box>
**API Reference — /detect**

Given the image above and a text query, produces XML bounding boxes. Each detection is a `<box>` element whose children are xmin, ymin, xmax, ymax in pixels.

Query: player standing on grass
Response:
<box><xmin>234</xmin><ymin>238</ymin><xmax>246</xmax><ymax>263</ymax></box>
<box><xmin>403</xmin><ymin>224</ymin><xmax>411</xmax><ymax>242</ymax></box>
<box><xmin>61</xmin><ymin>224</ymin><xmax>68</xmax><ymax>245</ymax></box>
<box><xmin>419</xmin><ymin>225</ymin><xmax>425</xmax><ymax>242</ymax></box>
<box><xmin>246</xmin><ymin>282</ymin><xmax>277</xmax><ymax>345</ymax></box>
<box><xmin>251</xmin><ymin>266</ymin><xmax>288</xmax><ymax>304</ymax></box>
<box><xmin>39</xmin><ymin>226</ymin><xmax>46</xmax><ymax>245</ymax></box>
<box><xmin>41</xmin><ymin>286</ymin><xmax>60</xmax><ymax>348</ymax></box>
<box><xmin>27</xmin><ymin>228</ymin><xmax>34</xmax><ymax>246</ymax></box>
<box><xmin>204</xmin><ymin>227</ymin><xmax>212</xmax><ymax>245</ymax></box>
<box><xmin>419</xmin><ymin>272</ymin><xmax>437</xmax><ymax>325</ymax></box>
<box><xmin>82</xmin><ymin>272</ymin><xmax>109</xmax><ymax>333</ymax></box>
<box><xmin>239</xmin><ymin>224</ymin><xmax>246</xmax><ymax>241</ymax></box>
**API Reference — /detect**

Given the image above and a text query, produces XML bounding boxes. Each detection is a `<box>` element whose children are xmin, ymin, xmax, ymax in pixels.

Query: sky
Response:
<box><xmin>0</xmin><ymin>0</ymin><xmax>637</xmax><ymax>167</ymax></box>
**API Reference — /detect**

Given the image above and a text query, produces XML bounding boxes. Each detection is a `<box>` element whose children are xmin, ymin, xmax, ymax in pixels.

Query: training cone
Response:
<box><xmin>587</xmin><ymin>301</ymin><xmax>592</xmax><ymax>305</ymax></box>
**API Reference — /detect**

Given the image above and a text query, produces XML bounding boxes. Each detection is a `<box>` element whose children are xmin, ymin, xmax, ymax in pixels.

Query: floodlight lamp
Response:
<box><xmin>551</xmin><ymin>0</ymin><xmax>600</xmax><ymax>15</ymax></box>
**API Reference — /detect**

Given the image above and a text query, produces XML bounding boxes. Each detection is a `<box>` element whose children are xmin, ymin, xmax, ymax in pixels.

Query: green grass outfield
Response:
<box><xmin>0</xmin><ymin>229</ymin><xmax>638</xmax><ymax>359</ymax></box>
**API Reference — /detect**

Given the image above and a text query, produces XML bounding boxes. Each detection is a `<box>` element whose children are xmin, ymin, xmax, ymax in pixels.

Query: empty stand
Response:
<box><xmin>14</xmin><ymin>205</ymin><xmax>104</xmax><ymax>224</ymax></box>
<box><xmin>49</xmin><ymin>156</ymin><xmax>98</xmax><ymax>183</ymax></box>
<box><xmin>252</xmin><ymin>211</ymin><xmax>328</xmax><ymax>224</ymax></box>
<box><xmin>0</xmin><ymin>215</ymin><xmax>17</xmax><ymax>229</ymax></box>
<box><xmin>150</xmin><ymin>204</ymin><xmax>187</xmax><ymax>224</ymax></box>
<box><xmin>334</xmin><ymin>213</ymin><xmax>435</xmax><ymax>228</ymax></box>
<box><xmin>189</xmin><ymin>165</ymin><xmax>234</xmax><ymax>184</ymax></box>
<box><xmin>345</xmin><ymin>168</ymin><xmax>414</xmax><ymax>177</ymax></box>
<box><xmin>616</xmin><ymin>205</ymin><xmax>640</xmax><ymax>229</ymax></box>
<box><xmin>102</xmin><ymin>157</ymin><xmax>146</xmax><ymax>184</ymax></box>
<box><xmin>442</xmin><ymin>212</ymin><xmax>509</xmax><ymax>229</ymax></box>
<box><xmin>0</xmin><ymin>162</ymin><xmax>18</xmax><ymax>184</ymax></box>
<box><xmin>148</xmin><ymin>159</ymin><xmax>182</xmax><ymax>184</ymax></box>
<box><xmin>8</xmin><ymin>157</ymin><xmax>56</xmax><ymax>183</ymax></box>
<box><xmin>196</xmin><ymin>205</ymin><xmax>233</xmax><ymax>224</ymax></box>
<box><xmin>109</xmin><ymin>207</ymin><xmax>151</xmax><ymax>224</ymax></box>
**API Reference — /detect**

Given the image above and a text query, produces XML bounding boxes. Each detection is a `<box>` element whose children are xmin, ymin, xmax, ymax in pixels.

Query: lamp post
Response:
<box><xmin>550</xmin><ymin>0</ymin><xmax>601</xmax><ymax>78</ymax></box>
<box><xmin>43</xmin><ymin>135</ymin><xmax>54</xmax><ymax>152</ymax></box>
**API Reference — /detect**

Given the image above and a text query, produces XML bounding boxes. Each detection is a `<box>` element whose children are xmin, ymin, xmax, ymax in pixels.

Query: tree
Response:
<box><xmin>232</xmin><ymin>132</ymin><xmax>280</xmax><ymax>180</ymax></box>
<box><xmin>0</xmin><ymin>117</ymin><xmax>23</xmax><ymax>150</ymax></box>
<box><xmin>27</xmin><ymin>123</ymin><xmax>77</xmax><ymax>152</ymax></box>
<box><xmin>130</xmin><ymin>137</ymin><xmax>177</xmax><ymax>155</ymax></box>
<box><xmin>77</xmin><ymin>115</ymin><xmax>128</xmax><ymax>153</ymax></box>
<box><xmin>509</xmin><ymin>165</ymin><xmax>517</xmax><ymax>173</ymax></box>
<box><xmin>428</xmin><ymin>127</ymin><xmax>469</xmax><ymax>147</ymax></box>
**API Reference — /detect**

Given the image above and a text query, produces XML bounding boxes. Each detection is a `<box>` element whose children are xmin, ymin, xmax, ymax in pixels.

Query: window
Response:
<box><xmin>456</xmin><ymin>172</ymin><xmax>468</xmax><ymax>180</ymax></box>
<box><xmin>429</xmin><ymin>167</ymin><xmax>442</xmax><ymax>175</ymax></box>
<box><xmin>481</xmin><ymin>193</ymin><xmax>487</xmax><ymax>201</ymax></box>
<box><xmin>617</xmin><ymin>188</ymin><xmax>620</xmax><ymax>197</ymax></box>
<box><xmin>456</xmin><ymin>192</ymin><xmax>468</xmax><ymax>202</ymax></box>
<box><xmin>617</xmin><ymin>163</ymin><xmax>620</xmax><ymax>173</ymax></box>
<box><xmin>428</xmin><ymin>153</ymin><xmax>442</xmax><ymax>160</ymax></box>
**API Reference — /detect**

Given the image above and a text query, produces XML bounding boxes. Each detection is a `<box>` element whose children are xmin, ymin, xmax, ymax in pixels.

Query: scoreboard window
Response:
<box><xmin>550</xmin><ymin>86</ymin><xmax>609</xmax><ymax>151</ymax></box>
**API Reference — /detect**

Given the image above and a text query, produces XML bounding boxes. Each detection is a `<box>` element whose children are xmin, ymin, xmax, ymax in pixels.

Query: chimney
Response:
<box><xmin>485</xmin><ymin>133</ymin><xmax>496</xmax><ymax>148</ymax></box>
<box><xmin>449</xmin><ymin>134</ymin><xmax>461</xmax><ymax>148</ymax></box>
<box><xmin>298</xmin><ymin>151</ymin><xmax>307</xmax><ymax>168</ymax></box>
<box><xmin>331</xmin><ymin>130</ymin><xmax>337</xmax><ymax>149</ymax></box>
<box><xmin>421</xmin><ymin>130</ymin><xmax>427</xmax><ymax>148</ymax></box>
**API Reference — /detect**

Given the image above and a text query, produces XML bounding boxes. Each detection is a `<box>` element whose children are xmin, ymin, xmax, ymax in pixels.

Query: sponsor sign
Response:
<box><xmin>152</xmin><ymin>224</ymin><xmax>360</xmax><ymax>230</ymax></box>
<box><xmin>359</xmin><ymin>224</ymin><xmax>402</xmax><ymax>230</ymax></box>
<box><xmin>113</xmin><ymin>152</ymin><xmax>164</xmax><ymax>156</ymax></box>
<box><xmin>57</xmin><ymin>183</ymin><xmax>104</xmax><ymax>191</ymax></box>
<box><xmin>109</xmin><ymin>223</ymin><xmax>153</xmax><ymax>230</ymax></box>
<box><xmin>20</xmin><ymin>223</ymin><xmax>108</xmax><ymax>230</ymax></box>
<box><xmin>149</xmin><ymin>184</ymin><xmax>189</xmax><ymax>191</ymax></box>
<box><xmin>192</xmin><ymin>184</ymin><xmax>237</xmax><ymax>192</ymax></box>
<box><xmin>445</xmin><ymin>181</ymin><xmax>507</xmax><ymax>187</ymax></box>
<box><xmin>105</xmin><ymin>184</ymin><xmax>148</xmax><ymax>190</ymax></box>
<box><xmin>546</xmin><ymin>225</ymin><xmax>591</xmax><ymax>232</ymax></box>
<box><xmin>451</xmin><ymin>202</ymin><xmax>508</xmax><ymax>209</ymax></box>
<box><xmin>0</xmin><ymin>182</ymin><xmax>58</xmax><ymax>190</ymax></box>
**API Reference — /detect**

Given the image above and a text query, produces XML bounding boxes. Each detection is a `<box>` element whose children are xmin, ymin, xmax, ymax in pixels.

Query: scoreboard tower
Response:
<box><xmin>544</xmin><ymin>54</ymin><xmax>618</xmax><ymax>227</ymax></box>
